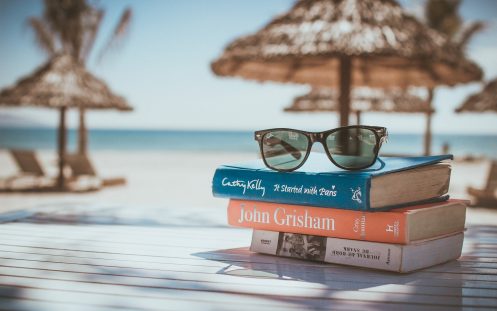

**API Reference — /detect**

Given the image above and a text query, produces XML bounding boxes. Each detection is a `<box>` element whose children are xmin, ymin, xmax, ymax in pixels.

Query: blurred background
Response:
<box><xmin>0</xmin><ymin>0</ymin><xmax>496</xmax><ymax>212</ymax></box>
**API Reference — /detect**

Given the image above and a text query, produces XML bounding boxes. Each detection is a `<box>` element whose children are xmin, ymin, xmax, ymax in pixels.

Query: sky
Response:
<box><xmin>0</xmin><ymin>0</ymin><xmax>496</xmax><ymax>134</ymax></box>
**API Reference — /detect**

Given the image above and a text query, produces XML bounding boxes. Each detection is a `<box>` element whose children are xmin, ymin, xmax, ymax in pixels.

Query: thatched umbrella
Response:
<box><xmin>285</xmin><ymin>87</ymin><xmax>434</xmax><ymax>154</ymax></box>
<box><xmin>0</xmin><ymin>54</ymin><xmax>132</xmax><ymax>189</ymax></box>
<box><xmin>211</xmin><ymin>0</ymin><xmax>482</xmax><ymax>126</ymax></box>
<box><xmin>456</xmin><ymin>78</ymin><xmax>497</xmax><ymax>113</ymax></box>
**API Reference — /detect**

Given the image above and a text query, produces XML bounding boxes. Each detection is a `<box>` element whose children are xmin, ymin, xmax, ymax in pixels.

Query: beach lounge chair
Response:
<box><xmin>65</xmin><ymin>153</ymin><xmax>126</xmax><ymax>191</ymax></box>
<box><xmin>467</xmin><ymin>161</ymin><xmax>497</xmax><ymax>206</ymax></box>
<box><xmin>0</xmin><ymin>150</ymin><xmax>55</xmax><ymax>191</ymax></box>
<box><xmin>11</xmin><ymin>149</ymin><xmax>45</xmax><ymax>177</ymax></box>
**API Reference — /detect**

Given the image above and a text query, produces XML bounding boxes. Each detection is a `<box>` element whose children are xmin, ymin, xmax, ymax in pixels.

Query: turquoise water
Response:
<box><xmin>0</xmin><ymin>128</ymin><xmax>496</xmax><ymax>158</ymax></box>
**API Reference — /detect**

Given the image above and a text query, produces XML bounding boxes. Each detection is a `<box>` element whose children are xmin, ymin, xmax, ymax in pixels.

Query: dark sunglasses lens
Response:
<box><xmin>261</xmin><ymin>131</ymin><xmax>309</xmax><ymax>171</ymax></box>
<box><xmin>326</xmin><ymin>128</ymin><xmax>378</xmax><ymax>169</ymax></box>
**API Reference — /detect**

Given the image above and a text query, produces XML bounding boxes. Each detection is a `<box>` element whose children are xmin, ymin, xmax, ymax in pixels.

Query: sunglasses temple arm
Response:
<box><xmin>377</xmin><ymin>157</ymin><xmax>386</xmax><ymax>170</ymax></box>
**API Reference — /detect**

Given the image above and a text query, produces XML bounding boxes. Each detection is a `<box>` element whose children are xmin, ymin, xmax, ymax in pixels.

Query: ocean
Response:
<box><xmin>0</xmin><ymin>128</ymin><xmax>496</xmax><ymax>158</ymax></box>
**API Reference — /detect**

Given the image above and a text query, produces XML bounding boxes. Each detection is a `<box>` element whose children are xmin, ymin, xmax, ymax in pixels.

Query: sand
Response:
<box><xmin>0</xmin><ymin>150</ymin><xmax>495</xmax><ymax>224</ymax></box>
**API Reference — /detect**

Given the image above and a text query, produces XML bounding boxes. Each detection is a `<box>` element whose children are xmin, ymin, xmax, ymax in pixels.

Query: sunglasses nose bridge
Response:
<box><xmin>309</xmin><ymin>132</ymin><xmax>324</xmax><ymax>143</ymax></box>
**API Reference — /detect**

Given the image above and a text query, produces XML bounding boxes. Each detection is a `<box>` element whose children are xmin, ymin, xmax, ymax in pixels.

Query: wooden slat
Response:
<box><xmin>1</xmin><ymin>240</ymin><xmax>496</xmax><ymax>283</ymax></box>
<box><xmin>0</xmin><ymin>285</ymin><xmax>467</xmax><ymax>311</ymax></box>
<box><xmin>0</xmin><ymin>245</ymin><xmax>495</xmax><ymax>282</ymax></box>
<box><xmin>2</xmin><ymin>244</ymin><xmax>497</xmax><ymax>291</ymax></box>
<box><xmin>0</xmin><ymin>298</ymin><xmax>115</xmax><ymax>311</ymax></box>
<box><xmin>1</xmin><ymin>270</ymin><xmax>495</xmax><ymax>309</ymax></box>
<box><xmin>1</xmin><ymin>230</ymin><xmax>496</xmax><ymax>281</ymax></box>
<box><xmin>0</xmin><ymin>224</ymin><xmax>496</xmax><ymax>249</ymax></box>
<box><xmin>0</xmin><ymin>227</ymin><xmax>495</xmax><ymax>281</ymax></box>
<box><xmin>0</xmin><ymin>254</ymin><xmax>496</xmax><ymax>300</ymax></box>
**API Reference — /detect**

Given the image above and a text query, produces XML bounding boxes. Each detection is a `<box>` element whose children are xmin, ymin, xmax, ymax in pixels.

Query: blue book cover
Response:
<box><xmin>212</xmin><ymin>152</ymin><xmax>453</xmax><ymax>211</ymax></box>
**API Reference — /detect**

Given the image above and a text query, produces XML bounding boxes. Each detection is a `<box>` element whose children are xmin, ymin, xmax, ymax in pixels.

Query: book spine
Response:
<box><xmin>212</xmin><ymin>167</ymin><xmax>371</xmax><ymax>210</ymax></box>
<box><xmin>251</xmin><ymin>230</ymin><xmax>403</xmax><ymax>272</ymax></box>
<box><xmin>228</xmin><ymin>200</ymin><xmax>407</xmax><ymax>243</ymax></box>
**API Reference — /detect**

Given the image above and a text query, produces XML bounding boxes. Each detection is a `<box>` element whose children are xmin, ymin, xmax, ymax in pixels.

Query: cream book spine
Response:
<box><xmin>250</xmin><ymin>230</ymin><xmax>463</xmax><ymax>273</ymax></box>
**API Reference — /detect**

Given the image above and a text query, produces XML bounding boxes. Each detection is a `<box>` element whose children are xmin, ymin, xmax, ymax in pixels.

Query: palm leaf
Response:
<box><xmin>425</xmin><ymin>0</ymin><xmax>462</xmax><ymax>40</ymax></box>
<box><xmin>80</xmin><ymin>8</ymin><xmax>104</xmax><ymax>63</ymax></box>
<box><xmin>96</xmin><ymin>7</ymin><xmax>132</xmax><ymax>63</ymax></box>
<box><xmin>43</xmin><ymin>0</ymin><xmax>91</xmax><ymax>60</ymax></box>
<box><xmin>456</xmin><ymin>21</ymin><xmax>485</xmax><ymax>51</ymax></box>
<box><xmin>28</xmin><ymin>17</ymin><xmax>57</xmax><ymax>56</ymax></box>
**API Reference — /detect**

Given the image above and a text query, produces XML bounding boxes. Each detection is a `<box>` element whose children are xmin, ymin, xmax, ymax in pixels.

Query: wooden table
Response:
<box><xmin>0</xmin><ymin>204</ymin><xmax>496</xmax><ymax>310</ymax></box>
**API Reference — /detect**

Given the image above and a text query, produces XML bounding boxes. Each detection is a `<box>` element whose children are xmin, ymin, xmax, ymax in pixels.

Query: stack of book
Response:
<box><xmin>212</xmin><ymin>152</ymin><xmax>467</xmax><ymax>273</ymax></box>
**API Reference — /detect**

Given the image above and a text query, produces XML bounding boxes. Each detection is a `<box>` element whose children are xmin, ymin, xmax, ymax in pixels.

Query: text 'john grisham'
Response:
<box><xmin>237</xmin><ymin>204</ymin><xmax>335</xmax><ymax>231</ymax></box>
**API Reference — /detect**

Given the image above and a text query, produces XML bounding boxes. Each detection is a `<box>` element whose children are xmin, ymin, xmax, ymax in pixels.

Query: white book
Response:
<box><xmin>250</xmin><ymin>230</ymin><xmax>464</xmax><ymax>273</ymax></box>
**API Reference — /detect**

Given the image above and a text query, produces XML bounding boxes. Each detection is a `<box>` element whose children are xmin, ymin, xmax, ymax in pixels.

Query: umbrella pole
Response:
<box><xmin>78</xmin><ymin>107</ymin><xmax>87</xmax><ymax>155</ymax></box>
<box><xmin>338</xmin><ymin>56</ymin><xmax>351</xmax><ymax>127</ymax></box>
<box><xmin>424</xmin><ymin>88</ymin><xmax>434</xmax><ymax>156</ymax></box>
<box><xmin>424</xmin><ymin>112</ymin><xmax>432</xmax><ymax>156</ymax></box>
<box><xmin>356</xmin><ymin>111</ymin><xmax>361</xmax><ymax>125</ymax></box>
<box><xmin>57</xmin><ymin>107</ymin><xmax>67</xmax><ymax>189</ymax></box>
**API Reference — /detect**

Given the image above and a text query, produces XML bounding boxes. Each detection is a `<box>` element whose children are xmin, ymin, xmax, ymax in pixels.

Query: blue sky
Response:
<box><xmin>0</xmin><ymin>0</ymin><xmax>496</xmax><ymax>133</ymax></box>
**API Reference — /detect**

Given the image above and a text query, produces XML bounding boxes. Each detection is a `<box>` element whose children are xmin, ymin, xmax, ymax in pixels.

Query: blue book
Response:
<box><xmin>212</xmin><ymin>153</ymin><xmax>453</xmax><ymax>211</ymax></box>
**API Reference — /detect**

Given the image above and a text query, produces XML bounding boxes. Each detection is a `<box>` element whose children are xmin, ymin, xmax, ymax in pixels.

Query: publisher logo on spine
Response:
<box><xmin>385</xmin><ymin>221</ymin><xmax>400</xmax><ymax>237</ymax></box>
<box><xmin>351</xmin><ymin>187</ymin><xmax>362</xmax><ymax>204</ymax></box>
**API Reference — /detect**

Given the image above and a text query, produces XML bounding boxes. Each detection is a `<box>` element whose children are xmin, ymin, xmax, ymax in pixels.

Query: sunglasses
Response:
<box><xmin>254</xmin><ymin>125</ymin><xmax>388</xmax><ymax>171</ymax></box>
